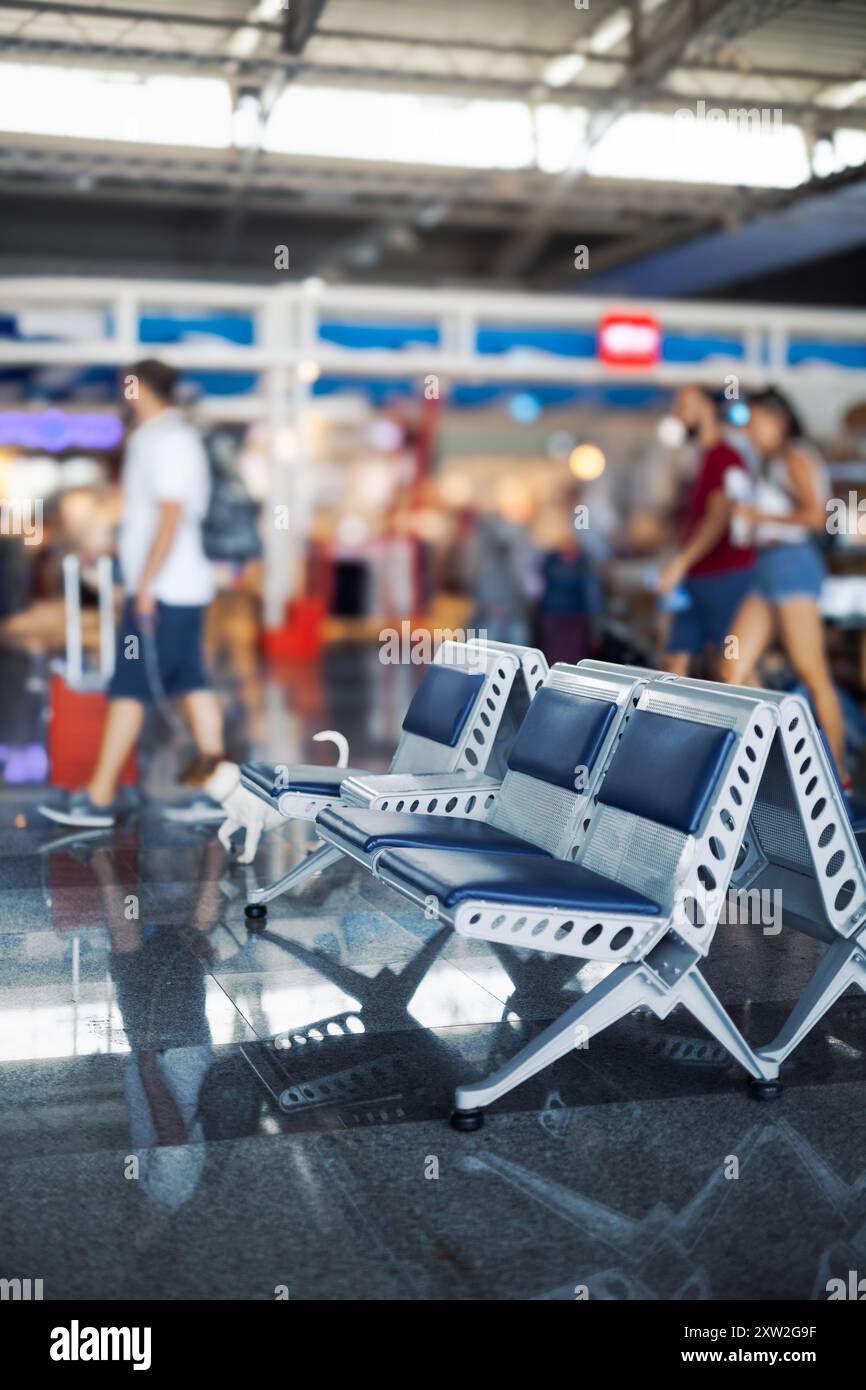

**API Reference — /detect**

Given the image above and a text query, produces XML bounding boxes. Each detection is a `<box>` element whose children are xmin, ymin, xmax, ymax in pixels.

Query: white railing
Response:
<box><xmin>1</xmin><ymin>277</ymin><xmax>865</xmax><ymax>386</ymax></box>
<box><xmin>3</xmin><ymin>276</ymin><xmax>865</xmax><ymax>626</ymax></box>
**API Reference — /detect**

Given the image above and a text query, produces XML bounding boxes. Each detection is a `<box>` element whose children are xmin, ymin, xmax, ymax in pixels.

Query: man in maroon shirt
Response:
<box><xmin>658</xmin><ymin>385</ymin><xmax>756</xmax><ymax>676</ymax></box>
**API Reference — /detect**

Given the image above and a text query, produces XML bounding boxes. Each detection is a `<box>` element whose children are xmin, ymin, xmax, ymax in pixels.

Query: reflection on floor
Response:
<box><xmin>1</xmin><ymin>647</ymin><xmax>866</xmax><ymax>1300</ymax></box>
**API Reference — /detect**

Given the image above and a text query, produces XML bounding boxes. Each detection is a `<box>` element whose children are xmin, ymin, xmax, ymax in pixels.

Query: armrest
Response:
<box><xmin>240</xmin><ymin>762</ymin><xmax>280</xmax><ymax>805</ymax></box>
<box><xmin>341</xmin><ymin>771</ymin><xmax>500</xmax><ymax>818</ymax></box>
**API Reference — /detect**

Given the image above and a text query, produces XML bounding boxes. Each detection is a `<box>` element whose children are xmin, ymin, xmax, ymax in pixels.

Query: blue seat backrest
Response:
<box><xmin>599</xmin><ymin>709</ymin><xmax>735</xmax><ymax>835</ymax></box>
<box><xmin>401</xmin><ymin>664</ymin><xmax>485</xmax><ymax>747</ymax></box>
<box><xmin>507</xmin><ymin>686</ymin><xmax>617</xmax><ymax>792</ymax></box>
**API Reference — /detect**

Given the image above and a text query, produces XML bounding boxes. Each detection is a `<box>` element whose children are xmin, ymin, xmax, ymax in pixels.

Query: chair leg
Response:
<box><xmin>672</xmin><ymin>967</ymin><xmax>779</xmax><ymax>1085</ymax></box>
<box><xmin>757</xmin><ymin>937</ymin><xmax>866</xmax><ymax>1068</ymax></box>
<box><xmin>451</xmin><ymin>958</ymin><xmax>780</xmax><ymax>1127</ymax></box>
<box><xmin>453</xmin><ymin>962</ymin><xmax>649</xmax><ymax>1118</ymax></box>
<box><xmin>248</xmin><ymin>842</ymin><xmax>343</xmax><ymax>906</ymax></box>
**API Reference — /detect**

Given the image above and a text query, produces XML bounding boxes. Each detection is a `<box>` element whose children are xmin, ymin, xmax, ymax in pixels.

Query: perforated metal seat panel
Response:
<box><xmin>378</xmin><ymin>847</ymin><xmax>663</xmax><ymax>915</ymax></box>
<box><xmin>489</xmin><ymin>769</ymin><xmax>581</xmax><ymax>855</ymax></box>
<box><xmin>316</xmin><ymin>808</ymin><xmax>550</xmax><ymax>857</ymax></box>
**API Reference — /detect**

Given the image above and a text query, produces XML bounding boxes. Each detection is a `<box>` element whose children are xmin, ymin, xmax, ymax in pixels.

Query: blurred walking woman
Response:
<box><xmin>722</xmin><ymin>388</ymin><xmax>848</xmax><ymax>782</ymax></box>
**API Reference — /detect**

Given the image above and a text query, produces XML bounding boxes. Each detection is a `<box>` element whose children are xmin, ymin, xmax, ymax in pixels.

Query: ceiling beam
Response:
<box><xmin>0</xmin><ymin>171</ymin><xmax>653</xmax><ymax>237</ymax></box>
<box><xmin>0</xmin><ymin>0</ymin><xmax>284</xmax><ymax>32</ymax></box>
<box><xmin>281</xmin><ymin>0</ymin><xmax>327</xmax><ymax>56</ymax></box>
<box><xmin>0</xmin><ymin>133</ymin><xmax>764</xmax><ymax>219</ymax></box>
<box><xmin>1</xmin><ymin>1</ymin><xmax>861</xmax><ymax>91</ymax></box>
<box><xmin>688</xmin><ymin>0</ymin><xmax>807</xmax><ymax>60</ymax></box>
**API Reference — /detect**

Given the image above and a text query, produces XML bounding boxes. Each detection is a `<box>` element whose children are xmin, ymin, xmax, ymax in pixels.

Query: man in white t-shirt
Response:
<box><xmin>40</xmin><ymin>360</ymin><xmax>224</xmax><ymax>827</ymax></box>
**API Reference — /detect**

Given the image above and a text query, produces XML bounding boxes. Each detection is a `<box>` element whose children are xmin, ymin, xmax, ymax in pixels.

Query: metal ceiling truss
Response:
<box><xmin>0</xmin><ymin>0</ymin><xmax>864</xmax><ymax>117</ymax></box>
<box><xmin>0</xmin><ymin>133</ymin><xmax>773</xmax><ymax>221</ymax></box>
<box><xmin>491</xmin><ymin>0</ymin><xmax>848</xmax><ymax>278</ymax></box>
<box><xmin>1</xmin><ymin>0</ymin><xmax>865</xmax><ymax>286</ymax></box>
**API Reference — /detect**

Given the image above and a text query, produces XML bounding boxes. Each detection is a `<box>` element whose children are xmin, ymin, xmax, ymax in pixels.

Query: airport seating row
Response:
<box><xmin>240</xmin><ymin>644</ymin><xmax>866</xmax><ymax>1128</ymax></box>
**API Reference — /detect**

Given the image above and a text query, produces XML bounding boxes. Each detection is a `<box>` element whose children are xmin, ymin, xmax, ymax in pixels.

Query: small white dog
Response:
<box><xmin>181</xmin><ymin>731</ymin><xmax>350</xmax><ymax>864</ymax></box>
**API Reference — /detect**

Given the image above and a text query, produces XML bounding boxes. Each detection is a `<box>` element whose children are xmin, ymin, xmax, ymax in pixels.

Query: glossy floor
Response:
<box><xmin>1</xmin><ymin>648</ymin><xmax>865</xmax><ymax>1301</ymax></box>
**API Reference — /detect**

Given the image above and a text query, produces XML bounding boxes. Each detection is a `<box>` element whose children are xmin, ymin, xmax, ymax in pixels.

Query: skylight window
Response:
<box><xmin>584</xmin><ymin>111</ymin><xmax>811</xmax><ymax>188</ymax></box>
<box><xmin>0</xmin><ymin>63</ymin><xmax>232</xmax><ymax>148</ymax></box>
<box><xmin>0</xmin><ymin>63</ymin><xmax>820</xmax><ymax>189</ymax></box>
<box><xmin>263</xmin><ymin>87</ymin><xmax>537</xmax><ymax>170</ymax></box>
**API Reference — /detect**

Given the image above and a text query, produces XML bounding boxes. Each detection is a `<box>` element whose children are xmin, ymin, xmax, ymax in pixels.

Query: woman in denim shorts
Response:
<box><xmin>722</xmin><ymin>387</ymin><xmax>848</xmax><ymax>783</ymax></box>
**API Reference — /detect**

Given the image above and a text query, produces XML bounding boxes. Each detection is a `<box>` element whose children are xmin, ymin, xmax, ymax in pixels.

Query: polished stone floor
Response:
<box><xmin>2</xmin><ymin>646</ymin><xmax>866</xmax><ymax>1301</ymax></box>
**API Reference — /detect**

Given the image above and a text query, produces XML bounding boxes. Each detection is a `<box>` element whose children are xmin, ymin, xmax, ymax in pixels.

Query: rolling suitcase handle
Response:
<box><xmin>62</xmin><ymin>554</ymin><xmax>83</xmax><ymax>690</ymax></box>
<box><xmin>61</xmin><ymin>553</ymin><xmax>116</xmax><ymax>692</ymax></box>
<box><xmin>97</xmin><ymin>554</ymin><xmax>116</xmax><ymax>683</ymax></box>
<box><xmin>49</xmin><ymin>554</ymin><xmax>136</xmax><ymax>791</ymax></box>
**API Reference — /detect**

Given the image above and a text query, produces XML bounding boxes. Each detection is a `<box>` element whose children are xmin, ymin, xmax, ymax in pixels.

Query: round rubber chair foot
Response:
<box><xmin>450</xmin><ymin>1107</ymin><xmax>484</xmax><ymax>1132</ymax></box>
<box><xmin>749</xmin><ymin>1077</ymin><xmax>783</xmax><ymax>1101</ymax></box>
<box><xmin>244</xmin><ymin>903</ymin><xmax>267</xmax><ymax>931</ymax></box>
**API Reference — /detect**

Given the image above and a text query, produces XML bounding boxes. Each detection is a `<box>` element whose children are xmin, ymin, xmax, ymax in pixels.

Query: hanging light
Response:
<box><xmin>568</xmin><ymin>443</ymin><xmax>606</xmax><ymax>480</ymax></box>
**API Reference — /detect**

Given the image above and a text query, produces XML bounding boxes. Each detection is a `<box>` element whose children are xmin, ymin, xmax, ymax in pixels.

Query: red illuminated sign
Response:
<box><xmin>598</xmin><ymin>313</ymin><xmax>661</xmax><ymax>367</ymax></box>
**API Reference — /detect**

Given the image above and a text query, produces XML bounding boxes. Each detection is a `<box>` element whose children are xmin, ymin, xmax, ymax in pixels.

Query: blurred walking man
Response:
<box><xmin>40</xmin><ymin>360</ymin><xmax>224</xmax><ymax>827</ymax></box>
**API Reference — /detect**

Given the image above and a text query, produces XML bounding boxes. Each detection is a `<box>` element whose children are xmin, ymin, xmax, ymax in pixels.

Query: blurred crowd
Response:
<box><xmin>2</xmin><ymin>370</ymin><xmax>865</xmax><ymax>793</ymax></box>
<box><xmin>452</xmin><ymin>383</ymin><xmax>865</xmax><ymax>783</ymax></box>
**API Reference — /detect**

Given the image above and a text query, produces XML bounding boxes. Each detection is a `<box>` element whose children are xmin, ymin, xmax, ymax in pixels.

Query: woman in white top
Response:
<box><xmin>723</xmin><ymin>388</ymin><xmax>848</xmax><ymax>782</ymax></box>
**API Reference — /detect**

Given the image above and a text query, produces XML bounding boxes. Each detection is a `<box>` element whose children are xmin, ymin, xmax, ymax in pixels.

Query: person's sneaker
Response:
<box><xmin>162</xmin><ymin>797</ymin><xmax>226</xmax><ymax>824</ymax></box>
<box><xmin>37</xmin><ymin>791</ymin><xmax>117</xmax><ymax>829</ymax></box>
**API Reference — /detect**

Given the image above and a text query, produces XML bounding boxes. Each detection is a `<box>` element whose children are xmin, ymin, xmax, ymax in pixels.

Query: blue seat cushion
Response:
<box><xmin>401</xmin><ymin>665</ymin><xmax>485</xmax><ymax>747</ymax></box>
<box><xmin>316</xmin><ymin>808</ymin><xmax>550</xmax><ymax>857</ymax></box>
<box><xmin>599</xmin><ymin>710</ymin><xmax>735</xmax><ymax>835</ymax></box>
<box><xmin>377</xmin><ymin>848</ymin><xmax>662</xmax><ymax>915</ymax></box>
<box><xmin>507</xmin><ymin>686</ymin><xmax>617</xmax><ymax>792</ymax></box>
<box><xmin>242</xmin><ymin>761</ymin><xmax>368</xmax><ymax>800</ymax></box>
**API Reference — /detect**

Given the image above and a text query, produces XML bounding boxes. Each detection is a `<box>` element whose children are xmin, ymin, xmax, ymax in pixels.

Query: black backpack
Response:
<box><xmin>201</xmin><ymin>427</ymin><xmax>263</xmax><ymax>563</ymax></box>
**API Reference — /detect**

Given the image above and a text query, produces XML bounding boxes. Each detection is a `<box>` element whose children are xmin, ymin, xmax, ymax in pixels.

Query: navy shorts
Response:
<box><xmin>755</xmin><ymin>542</ymin><xmax>825</xmax><ymax>603</ymax></box>
<box><xmin>108</xmin><ymin>599</ymin><xmax>210</xmax><ymax>702</ymax></box>
<box><xmin>665</xmin><ymin>568</ymin><xmax>754</xmax><ymax>657</ymax></box>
